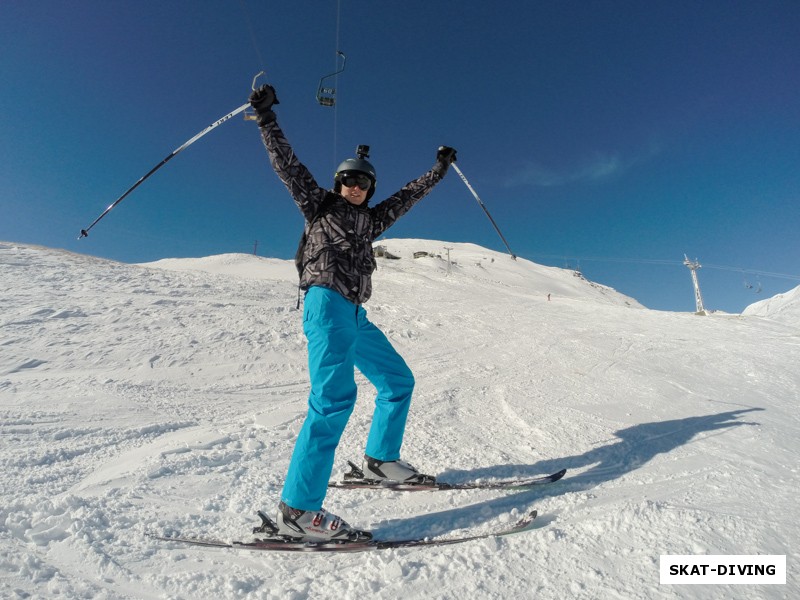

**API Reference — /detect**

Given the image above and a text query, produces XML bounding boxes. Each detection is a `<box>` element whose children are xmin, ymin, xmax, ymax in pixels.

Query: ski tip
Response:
<box><xmin>552</xmin><ymin>468</ymin><xmax>567</xmax><ymax>482</ymax></box>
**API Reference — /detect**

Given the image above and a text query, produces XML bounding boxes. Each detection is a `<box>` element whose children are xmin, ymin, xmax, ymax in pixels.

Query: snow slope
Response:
<box><xmin>1</xmin><ymin>239</ymin><xmax>797</xmax><ymax>599</ymax></box>
<box><xmin>742</xmin><ymin>285</ymin><xmax>800</xmax><ymax>329</ymax></box>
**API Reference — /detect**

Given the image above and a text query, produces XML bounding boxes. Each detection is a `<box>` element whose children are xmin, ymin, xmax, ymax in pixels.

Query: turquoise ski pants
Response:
<box><xmin>281</xmin><ymin>286</ymin><xmax>415</xmax><ymax>511</ymax></box>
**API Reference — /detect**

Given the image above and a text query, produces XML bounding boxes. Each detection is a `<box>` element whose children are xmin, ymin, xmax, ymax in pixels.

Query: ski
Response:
<box><xmin>149</xmin><ymin>509</ymin><xmax>538</xmax><ymax>553</ymax></box>
<box><xmin>328</xmin><ymin>461</ymin><xmax>567</xmax><ymax>491</ymax></box>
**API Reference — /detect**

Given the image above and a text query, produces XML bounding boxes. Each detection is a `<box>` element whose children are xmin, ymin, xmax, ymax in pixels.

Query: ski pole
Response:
<box><xmin>79</xmin><ymin>72</ymin><xmax>265</xmax><ymax>239</ymax></box>
<box><xmin>451</xmin><ymin>163</ymin><xmax>517</xmax><ymax>260</ymax></box>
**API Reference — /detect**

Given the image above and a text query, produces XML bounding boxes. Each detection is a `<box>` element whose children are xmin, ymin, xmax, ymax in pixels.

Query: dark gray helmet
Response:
<box><xmin>334</xmin><ymin>146</ymin><xmax>377</xmax><ymax>200</ymax></box>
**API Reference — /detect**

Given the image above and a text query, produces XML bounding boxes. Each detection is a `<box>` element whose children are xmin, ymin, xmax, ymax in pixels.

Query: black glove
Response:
<box><xmin>249</xmin><ymin>84</ymin><xmax>280</xmax><ymax>126</ymax></box>
<box><xmin>437</xmin><ymin>146</ymin><xmax>457</xmax><ymax>164</ymax></box>
<box><xmin>433</xmin><ymin>146</ymin><xmax>457</xmax><ymax>177</ymax></box>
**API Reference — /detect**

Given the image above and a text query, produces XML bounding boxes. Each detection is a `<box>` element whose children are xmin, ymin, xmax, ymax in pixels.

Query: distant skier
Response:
<box><xmin>249</xmin><ymin>83</ymin><xmax>457</xmax><ymax>542</ymax></box>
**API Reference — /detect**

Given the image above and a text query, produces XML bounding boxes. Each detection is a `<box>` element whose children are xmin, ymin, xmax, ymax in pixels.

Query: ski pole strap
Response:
<box><xmin>451</xmin><ymin>163</ymin><xmax>517</xmax><ymax>260</ymax></box>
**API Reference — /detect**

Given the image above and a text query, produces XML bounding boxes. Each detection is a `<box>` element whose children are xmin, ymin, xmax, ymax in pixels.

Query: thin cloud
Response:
<box><xmin>506</xmin><ymin>145</ymin><xmax>660</xmax><ymax>188</ymax></box>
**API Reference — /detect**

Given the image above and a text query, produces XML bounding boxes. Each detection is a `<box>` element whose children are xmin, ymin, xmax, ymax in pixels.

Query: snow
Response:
<box><xmin>1</xmin><ymin>239</ymin><xmax>797</xmax><ymax>599</ymax></box>
<box><xmin>742</xmin><ymin>284</ymin><xmax>800</xmax><ymax>328</ymax></box>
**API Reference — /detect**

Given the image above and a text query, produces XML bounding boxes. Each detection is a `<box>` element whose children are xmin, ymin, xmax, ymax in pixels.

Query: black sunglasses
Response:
<box><xmin>340</xmin><ymin>173</ymin><xmax>372</xmax><ymax>191</ymax></box>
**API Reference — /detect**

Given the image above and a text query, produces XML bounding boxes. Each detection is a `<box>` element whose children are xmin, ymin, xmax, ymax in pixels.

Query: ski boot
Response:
<box><xmin>361</xmin><ymin>455</ymin><xmax>436</xmax><ymax>485</ymax></box>
<box><xmin>275</xmin><ymin>502</ymin><xmax>372</xmax><ymax>542</ymax></box>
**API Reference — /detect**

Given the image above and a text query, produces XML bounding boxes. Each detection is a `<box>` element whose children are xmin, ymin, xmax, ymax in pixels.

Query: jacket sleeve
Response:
<box><xmin>258</xmin><ymin>119</ymin><xmax>328</xmax><ymax>222</ymax></box>
<box><xmin>369</xmin><ymin>168</ymin><xmax>444</xmax><ymax>239</ymax></box>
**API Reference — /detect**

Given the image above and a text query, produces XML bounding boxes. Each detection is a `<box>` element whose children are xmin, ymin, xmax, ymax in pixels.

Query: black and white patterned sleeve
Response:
<box><xmin>258</xmin><ymin>120</ymin><xmax>328</xmax><ymax>222</ymax></box>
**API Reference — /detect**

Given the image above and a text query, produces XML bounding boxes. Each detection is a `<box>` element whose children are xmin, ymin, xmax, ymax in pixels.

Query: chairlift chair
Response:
<box><xmin>316</xmin><ymin>51</ymin><xmax>346</xmax><ymax>107</ymax></box>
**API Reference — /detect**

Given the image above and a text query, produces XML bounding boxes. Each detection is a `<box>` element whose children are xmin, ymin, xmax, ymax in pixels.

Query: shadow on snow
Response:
<box><xmin>373</xmin><ymin>408</ymin><xmax>763</xmax><ymax>538</ymax></box>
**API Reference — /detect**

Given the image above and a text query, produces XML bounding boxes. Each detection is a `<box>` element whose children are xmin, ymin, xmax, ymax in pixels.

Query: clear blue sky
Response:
<box><xmin>2</xmin><ymin>1</ymin><xmax>799</xmax><ymax>313</ymax></box>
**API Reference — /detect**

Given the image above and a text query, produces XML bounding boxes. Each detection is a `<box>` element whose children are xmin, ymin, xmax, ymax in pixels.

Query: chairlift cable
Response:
<box><xmin>238</xmin><ymin>0</ymin><xmax>268</xmax><ymax>72</ymax></box>
<box><xmin>333</xmin><ymin>0</ymin><xmax>342</xmax><ymax>165</ymax></box>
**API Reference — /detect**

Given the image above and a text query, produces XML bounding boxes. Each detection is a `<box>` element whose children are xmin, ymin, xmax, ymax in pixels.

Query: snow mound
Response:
<box><xmin>140</xmin><ymin>252</ymin><xmax>297</xmax><ymax>282</ymax></box>
<box><xmin>371</xmin><ymin>238</ymin><xmax>643</xmax><ymax>309</ymax></box>
<box><xmin>742</xmin><ymin>283</ymin><xmax>800</xmax><ymax>328</ymax></box>
<box><xmin>140</xmin><ymin>239</ymin><xmax>643</xmax><ymax>310</ymax></box>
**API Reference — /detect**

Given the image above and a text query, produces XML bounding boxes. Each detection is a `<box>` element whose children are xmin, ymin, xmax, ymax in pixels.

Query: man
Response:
<box><xmin>249</xmin><ymin>84</ymin><xmax>456</xmax><ymax>541</ymax></box>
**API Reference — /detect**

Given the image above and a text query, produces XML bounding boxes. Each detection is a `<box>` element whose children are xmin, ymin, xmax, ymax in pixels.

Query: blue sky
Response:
<box><xmin>2</xmin><ymin>1</ymin><xmax>799</xmax><ymax>313</ymax></box>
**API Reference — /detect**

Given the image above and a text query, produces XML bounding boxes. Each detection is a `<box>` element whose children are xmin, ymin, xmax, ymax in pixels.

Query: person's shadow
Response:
<box><xmin>373</xmin><ymin>408</ymin><xmax>763</xmax><ymax>537</ymax></box>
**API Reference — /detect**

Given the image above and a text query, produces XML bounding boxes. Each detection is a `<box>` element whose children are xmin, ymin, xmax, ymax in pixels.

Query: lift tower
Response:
<box><xmin>683</xmin><ymin>254</ymin><xmax>707</xmax><ymax>315</ymax></box>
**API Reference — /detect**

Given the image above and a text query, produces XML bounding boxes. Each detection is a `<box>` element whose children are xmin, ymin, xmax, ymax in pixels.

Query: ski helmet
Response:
<box><xmin>334</xmin><ymin>145</ymin><xmax>377</xmax><ymax>200</ymax></box>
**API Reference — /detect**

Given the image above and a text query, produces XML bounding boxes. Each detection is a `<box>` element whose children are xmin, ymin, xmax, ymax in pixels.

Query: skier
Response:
<box><xmin>249</xmin><ymin>84</ymin><xmax>457</xmax><ymax>542</ymax></box>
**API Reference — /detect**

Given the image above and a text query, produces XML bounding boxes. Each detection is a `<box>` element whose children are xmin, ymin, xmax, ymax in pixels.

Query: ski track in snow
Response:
<box><xmin>1</xmin><ymin>239</ymin><xmax>798</xmax><ymax>599</ymax></box>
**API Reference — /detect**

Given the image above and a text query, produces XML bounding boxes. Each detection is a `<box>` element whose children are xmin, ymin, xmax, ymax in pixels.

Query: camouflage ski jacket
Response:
<box><xmin>259</xmin><ymin>119</ymin><xmax>445</xmax><ymax>305</ymax></box>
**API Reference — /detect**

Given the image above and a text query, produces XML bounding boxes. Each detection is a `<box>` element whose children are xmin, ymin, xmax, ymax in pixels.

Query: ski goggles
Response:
<box><xmin>339</xmin><ymin>172</ymin><xmax>372</xmax><ymax>190</ymax></box>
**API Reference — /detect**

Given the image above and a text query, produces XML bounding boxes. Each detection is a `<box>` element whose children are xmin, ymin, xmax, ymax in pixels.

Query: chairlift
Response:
<box><xmin>742</xmin><ymin>270</ymin><xmax>763</xmax><ymax>293</ymax></box>
<box><xmin>316</xmin><ymin>51</ymin><xmax>346</xmax><ymax>107</ymax></box>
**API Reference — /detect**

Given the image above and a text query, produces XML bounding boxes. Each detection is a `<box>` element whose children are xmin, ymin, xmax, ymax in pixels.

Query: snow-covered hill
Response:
<box><xmin>742</xmin><ymin>284</ymin><xmax>800</xmax><ymax>328</ymax></box>
<box><xmin>1</xmin><ymin>240</ymin><xmax>796</xmax><ymax>599</ymax></box>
